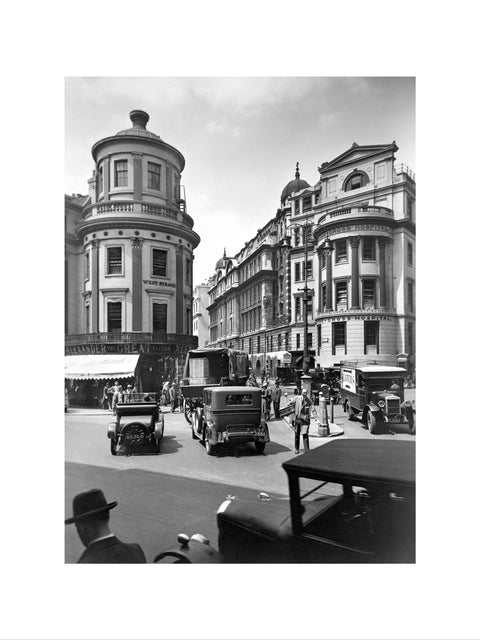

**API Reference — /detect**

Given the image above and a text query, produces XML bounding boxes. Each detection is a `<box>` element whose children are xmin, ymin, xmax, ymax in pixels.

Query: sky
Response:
<box><xmin>65</xmin><ymin>77</ymin><xmax>415</xmax><ymax>285</ymax></box>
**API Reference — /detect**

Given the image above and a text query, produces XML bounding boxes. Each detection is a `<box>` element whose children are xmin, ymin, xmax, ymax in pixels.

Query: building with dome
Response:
<box><xmin>206</xmin><ymin>143</ymin><xmax>415</xmax><ymax>380</ymax></box>
<box><xmin>65</xmin><ymin>110</ymin><xmax>200</xmax><ymax>405</ymax></box>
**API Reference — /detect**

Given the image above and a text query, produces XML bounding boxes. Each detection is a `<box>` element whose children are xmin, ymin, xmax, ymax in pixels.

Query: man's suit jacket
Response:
<box><xmin>78</xmin><ymin>536</ymin><xmax>147</xmax><ymax>564</ymax></box>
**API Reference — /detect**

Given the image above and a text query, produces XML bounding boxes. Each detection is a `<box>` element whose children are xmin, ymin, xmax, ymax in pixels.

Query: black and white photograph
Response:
<box><xmin>2</xmin><ymin>1</ymin><xmax>479</xmax><ymax>639</ymax></box>
<box><xmin>64</xmin><ymin>77</ymin><xmax>416</xmax><ymax>567</ymax></box>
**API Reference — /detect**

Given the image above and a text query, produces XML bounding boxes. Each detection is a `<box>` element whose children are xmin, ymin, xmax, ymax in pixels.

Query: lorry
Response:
<box><xmin>340</xmin><ymin>364</ymin><xmax>414</xmax><ymax>434</ymax></box>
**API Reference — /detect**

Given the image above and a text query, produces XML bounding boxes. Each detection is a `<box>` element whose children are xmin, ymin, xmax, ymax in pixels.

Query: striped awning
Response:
<box><xmin>64</xmin><ymin>354</ymin><xmax>140</xmax><ymax>380</ymax></box>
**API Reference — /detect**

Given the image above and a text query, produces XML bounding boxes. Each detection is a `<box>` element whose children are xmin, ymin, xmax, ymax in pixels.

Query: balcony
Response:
<box><xmin>82</xmin><ymin>200</ymin><xmax>186</xmax><ymax>223</ymax></box>
<box><xmin>318</xmin><ymin>205</ymin><xmax>394</xmax><ymax>226</ymax></box>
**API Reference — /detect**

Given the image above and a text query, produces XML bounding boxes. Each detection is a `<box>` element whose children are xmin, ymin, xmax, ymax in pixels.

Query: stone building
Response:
<box><xmin>192</xmin><ymin>279</ymin><xmax>213</xmax><ymax>348</ymax></box>
<box><xmin>206</xmin><ymin>142</ymin><xmax>415</xmax><ymax>379</ymax></box>
<box><xmin>65</xmin><ymin>110</ymin><xmax>200</xmax><ymax>405</ymax></box>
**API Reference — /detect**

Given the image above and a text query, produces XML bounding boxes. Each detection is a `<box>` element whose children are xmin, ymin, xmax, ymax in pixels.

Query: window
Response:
<box><xmin>153</xmin><ymin>303</ymin><xmax>167</xmax><ymax>333</ymax></box>
<box><xmin>296</xmin><ymin>334</ymin><xmax>301</xmax><ymax>349</ymax></box>
<box><xmin>148</xmin><ymin>162</ymin><xmax>161</xmax><ymax>190</ymax></box>
<box><xmin>294</xmin><ymin>228</ymin><xmax>301</xmax><ymax>246</ymax></box>
<box><xmin>317</xmin><ymin>325</ymin><xmax>321</xmax><ymax>355</ymax></box>
<box><xmin>278</xmin><ymin>333</ymin><xmax>282</xmax><ymax>348</ymax></box>
<box><xmin>307</xmin><ymin>332</ymin><xmax>312</xmax><ymax>348</ymax></box>
<box><xmin>185</xmin><ymin>258</ymin><xmax>192</xmax><ymax>284</ymax></box>
<box><xmin>294</xmin><ymin>200</ymin><xmax>299</xmax><ymax>215</ymax></box>
<box><xmin>362</xmin><ymin>279</ymin><xmax>376</xmax><ymax>308</ymax></box>
<box><xmin>407</xmin><ymin>242</ymin><xmax>413</xmax><ymax>266</ymax></box>
<box><xmin>321</xmin><ymin>284</ymin><xmax>326</xmax><ymax>310</ymax></box>
<box><xmin>107</xmin><ymin>301</ymin><xmax>122</xmax><ymax>333</ymax></box>
<box><xmin>96</xmin><ymin>166</ymin><xmax>103</xmax><ymax>195</ymax></box>
<box><xmin>257</xmin><ymin>335</ymin><xmax>260</xmax><ymax>352</ymax></box>
<box><xmin>295</xmin><ymin>297</ymin><xmax>302</xmax><ymax>321</ymax></box>
<box><xmin>305</xmin><ymin>260</ymin><xmax>313</xmax><ymax>280</ymax></box>
<box><xmin>364</xmin><ymin>321</ymin><xmax>379</xmax><ymax>354</ymax></box>
<box><xmin>345</xmin><ymin>172</ymin><xmax>368</xmax><ymax>191</ymax></box>
<box><xmin>285</xmin><ymin>332</ymin><xmax>289</xmax><ymax>349</ymax></box>
<box><xmin>335</xmin><ymin>239</ymin><xmax>347</xmax><ymax>263</ymax></box>
<box><xmin>114</xmin><ymin>160</ymin><xmax>128</xmax><ymax>187</ymax></box>
<box><xmin>303</xmin><ymin>196</ymin><xmax>312</xmax><ymax>211</ymax></box>
<box><xmin>362</xmin><ymin>237</ymin><xmax>376</xmax><ymax>260</ymax></box>
<box><xmin>294</xmin><ymin>262</ymin><xmax>301</xmax><ymax>282</ymax></box>
<box><xmin>321</xmin><ymin>252</ymin><xmax>326</xmax><ymax>269</ymax></box>
<box><xmin>107</xmin><ymin>247</ymin><xmax>123</xmax><ymax>275</ymax></box>
<box><xmin>85</xmin><ymin>305</ymin><xmax>90</xmax><ymax>333</ymax></box>
<box><xmin>152</xmin><ymin>249</ymin><xmax>167</xmax><ymax>277</ymax></box>
<box><xmin>407</xmin><ymin>281</ymin><xmax>414</xmax><ymax>312</ymax></box>
<box><xmin>336</xmin><ymin>281</ymin><xmax>348</xmax><ymax>309</ymax></box>
<box><xmin>332</xmin><ymin>322</ymin><xmax>346</xmax><ymax>352</ymax></box>
<box><xmin>85</xmin><ymin>252</ymin><xmax>90</xmax><ymax>280</ymax></box>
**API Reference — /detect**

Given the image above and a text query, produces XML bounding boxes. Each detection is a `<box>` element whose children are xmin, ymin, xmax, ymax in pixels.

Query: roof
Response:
<box><xmin>281</xmin><ymin>162</ymin><xmax>310</xmax><ymax>202</ymax></box>
<box><xmin>353</xmin><ymin>366</ymin><xmax>407</xmax><ymax>373</ymax></box>
<box><xmin>210</xmin><ymin>386</ymin><xmax>261</xmax><ymax>394</ymax></box>
<box><xmin>283</xmin><ymin>440</ymin><xmax>415</xmax><ymax>489</ymax></box>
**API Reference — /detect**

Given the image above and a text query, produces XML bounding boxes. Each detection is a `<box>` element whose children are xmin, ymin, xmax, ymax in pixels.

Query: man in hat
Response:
<box><xmin>271</xmin><ymin>379</ymin><xmax>282</xmax><ymax>419</ymax></box>
<box><xmin>293</xmin><ymin>388</ymin><xmax>312</xmax><ymax>454</ymax></box>
<box><xmin>65</xmin><ymin>489</ymin><xmax>146</xmax><ymax>563</ymax></box>
<box><xmin>261</xmin><ymin>382</ymin><xmax>272</xmax><ymax>421</ymax></box>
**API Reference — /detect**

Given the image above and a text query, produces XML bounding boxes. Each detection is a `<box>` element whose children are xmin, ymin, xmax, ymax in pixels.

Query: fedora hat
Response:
<box><xmin>65</xmin><ymin>489</ymin><xmax>117</xmax><ymax>525</ymax></box>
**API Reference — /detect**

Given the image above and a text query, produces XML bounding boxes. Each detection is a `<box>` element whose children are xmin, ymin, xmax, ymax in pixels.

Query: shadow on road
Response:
<box><xmin>209</xmin><ymin>440</ymin><xmax>293</xmax><ymax>458</ymax></box>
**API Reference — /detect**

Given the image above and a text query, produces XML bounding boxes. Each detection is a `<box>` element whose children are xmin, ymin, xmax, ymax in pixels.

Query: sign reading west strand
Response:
<box><xmin>143</xmin><ymin>279</ymin><xmax>176</xmax><ymax>287</ymax></box>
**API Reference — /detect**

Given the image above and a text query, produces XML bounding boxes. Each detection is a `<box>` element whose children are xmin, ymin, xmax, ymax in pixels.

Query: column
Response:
<box><xmin>104</xmin><ymin>157</ymin><xmax>110</xmax><ymax>197</ymax></box>
<box><xmin>131</xmin><ymin>237</ymin><xmax>143</xmax><ymax>331</ymax></box>
<box><xmin>350</xmin><ymin>236</ymin><xmax>361</xmax><ymax>309</ymax></box>
<box><xmin>325</xmin><ymin>252</ymin><xmax>333</xmax><ymax>311</ymax></box>
<box><xmin>316</xmin><ymin>247</ymin><xmax>323</xmax><ymax>313</ymax></box>
<box><xmin>378</xmin><ymin>237</ymin><xmax>387</xmax><ymax>309</ymax></box>
<box><xmin>176</xmin><ymin>245</ymin><xmax>184</xmax><ymax>333</ymax></box>
<box><xmin>133</xmin><ymin>153</ymin><xmax>143</xmax><ymax>200</ymax></box>
<box><xmin>284</xmin><ymin>239</ymin><xmax>292</xmax><ymax>320</ymax></box>
<box><xmin>91</xmin><ymin>240</ymin><xmax>99</xmax><ymax>332</ymax></box>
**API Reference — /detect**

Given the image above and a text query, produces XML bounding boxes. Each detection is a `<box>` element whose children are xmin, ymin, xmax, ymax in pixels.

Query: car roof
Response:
<box><xmin>350</xmin><ymin>366</ymin><xmax>407</xmax><ymax>373</ymax></box>
<box><xmin>209</xmin><ymin>386</ymin><xmax>261</xmax><ymax>394</ymax></box>
<box><xmin>282</xmin><ymin>440</ymin><xmax>415</xmax><ymax>488</ymax></box>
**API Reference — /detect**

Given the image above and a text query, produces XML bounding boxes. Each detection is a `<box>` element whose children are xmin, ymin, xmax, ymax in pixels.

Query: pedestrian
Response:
<box><xmin>109</xmin><ymin>381</ymin><xmax>120</xmax><ymax>413</ymax></box>
<box><xmin>101</xmin><ymin>382</ymin><xmax>110</xmax><ymax>410</ymax></box>
<box><xmin>389</xmin><ymin>379</ymin><xmax>401</xmax><ymax>393</ymax></box>
<box><xmin>124</xmin><ymin>384</ymin><xmax>133</xmax><ymax>403</ymax></box>
<box><xmin>65</xmin><ymin>489</ymin><xmax>146</xmax><ymax>564</ymax></box>
<box><xmin>246</xmin><ymin>372</ymin><xmax>258</xmax><ymax>387</ymax></box>
<box><xmin>271</xmin><ymin>379</ymin><xmax>282</xmax><ymax>419</ymax></box>
<box><xmin>293</xmin><ymin>388</ymin><xmax>313</xmax><ymax>454</ymax></box>
<box><xmin>261</xmin><ymin>382</ymin><xmax>272</xmax><ymax>421</ymax></box>
<box><xmin>169</xmin><ymin>381</ymin><xmax>178</xmax><ymax>412</ymax></box>
<box><xmin>162</xmin><ymin>380</ymin><xmax>171</xmax><ymax>405</ymax></box>
<box><xmin>117</xmin><ymin>384</ymin><xmax>124</xmax><ymax>404</ymax></box>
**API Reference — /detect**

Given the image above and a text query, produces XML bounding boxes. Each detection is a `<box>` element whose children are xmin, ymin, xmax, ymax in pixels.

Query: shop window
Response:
<box><xmin>153</xmin><ymin>303</ymin><xmax>167</xmax><ymax>333</ymax></box>
<box><xmin>335</xmin><ymin>281</ymin><xmax>348</xmax><ymax>309</ymax></box>
<box><xmin>107</xmin><ymin>301</ymin><xmax>122</xmax><ymax>333</ymax></box>
<box><xmin>148</xmin><ymin>162</ymin><xmax>161</xmax><ymax>190</ymax></box>
<box><xmin>152</xmin><ymin>249</ymin><xmax>167</xmax><ymax>277</ymax></box>
<box><xmin>364</xmin><ymin>321</ymin><xmax>379</xmax><ymax>354</ymax></box>
<box><xmin>362</xmin><ymin>279</ymin><xmax>376</xmax><ymax>308</ymax></box>
<box><xmin>362</xmin><ymin>237</ymin><xmax>376</xmax><ymax>260</ymax></box>
<box><xmin>332</xmin><ymin>322</ymin><xmax>346</xmax><ymax>354</ymax></box>
<box><xmin>344</xmin><ymin>172</ymin><xmax>368</xmax><ymax>191</ymax></box>
<box><xmin>335</xmin><ymin>239</ymin><xmax>347</xmax><ymax>263</ymax></box>
<box><xmin>107</xmin><ymin>247</ymin><xmax>123</xmax><ymax>275</ymax></box>
<box><xmin>114</xmin><ymin>160</ymin><xmax>128</xmax><ymax>187</ymax></box>
<box><xmin>407</xmin><ymin>242</ymin><xmax>413</xmax><ymax>266</ymax></box>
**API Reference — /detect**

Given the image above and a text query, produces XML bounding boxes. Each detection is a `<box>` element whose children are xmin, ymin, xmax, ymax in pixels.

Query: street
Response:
<box><xmin>65</xmin><ymin>392</ymin><xmax>415</xmax><ymax>563</ymax></box>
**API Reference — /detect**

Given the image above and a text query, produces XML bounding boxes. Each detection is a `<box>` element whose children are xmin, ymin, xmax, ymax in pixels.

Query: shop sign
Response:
<box><xmin>66</xmin><ymin>343</ymin><xmax>189</xmax><ymax>355</ymax></box>
<box><xmin>317</xmin><ymin>223</ymin><xmax>389</xmax><ymax>242</ymax></box>
<box><xmin>321</xmin><ymin>313</ymin><xmax>393</xmax><ymax>323</ymax></box>
<box><xmin>143</xmin><ymin>279</ymin><xmax>176</xmax><ymax>288</ymax></box>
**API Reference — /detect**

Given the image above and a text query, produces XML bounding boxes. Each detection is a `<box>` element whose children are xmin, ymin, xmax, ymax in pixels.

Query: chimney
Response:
<box><xmin>129</xmin><ymin>109</ymin><xmax>149</xmax><ymax>129</ymax></box>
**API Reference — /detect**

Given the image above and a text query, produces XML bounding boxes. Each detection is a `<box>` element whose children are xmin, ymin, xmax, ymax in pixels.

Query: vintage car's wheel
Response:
<box><xmin>191</xmin><ymin>412</ymin><xmax>198</xmax><ymax>439</ymax></box>
<box><xmin>367</xmin><ymin>410</ymin><xmax>379</xmax><ymax>434</ymax></box>
<box><xmin>254</xmin><ymin>441</ymin><xmax>266</xmax><ymax>454</ymax></box>
<box><xmin>184</xmin><ymin>400</ymin><xmax>193</xmax><ymax>424</ymax></box>
<box><xmin>110</xmin><ymin>438</ymin><xmax>117</xmax><ymax>456</ymax></box>
<box><xmin>345</xmin><ymin>400</ymin><xmax>355</xmax><ymax>420</ymax></box>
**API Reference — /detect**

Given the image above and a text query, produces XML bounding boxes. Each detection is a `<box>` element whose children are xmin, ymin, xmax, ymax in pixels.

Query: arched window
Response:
<box><xmin>344</xmin><ymin>171</ymin><xmax>368</xmax><ymax>191</ymax></box>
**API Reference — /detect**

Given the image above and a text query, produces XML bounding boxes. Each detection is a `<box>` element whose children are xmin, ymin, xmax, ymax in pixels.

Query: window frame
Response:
<box><xmin>344</xmin><ymin>171</ymin><xmax>368</xmax><ymax>192</ymax></box>
<box><xmin>364</xmin><ymin>320</ymin><xmax>379</xmax><ymax>354</ymax></box>
<box><xmin>152</xmin><ymin>247</ymin><xmax>168</xmax><ymax>278</ymax></box>
<box><xmin>407</xmin><ymin>242</ymin><xmax>413</xmax><ymax>267</ymax></box>
<box><xmin>152</xmin><ymin>301</ymin><xmax>168</xmax><ymax>333</ymax></box>
<box><xmin>107</xmin><ymin>300</ymin><xmax>123</xmax><ymax>333</ymax></box>
<box><xmin>114</xmin><ymin>159</ymin><xmax>128</xmax><ymax>188</ymax></box>
<box><xmin>147</xmin><ymin>161</ymin><xmax>161</xmax><ymax>190</ymax></box>
<box><xmin>362</xmin><ymin>278</ymin><xmax>377</xmax><ymax>309</ymax></box>
<box><xmin>332</xmin><ymin>321</ymin><xmax>347</xmax><ymax>354</ymax></box>
<box><xmin>362</xmin><ymin>237</ymin><xmax>376</xmax><ymax>261</ymax></box>
<box><xmin>335</xmin><ymin>239</ymin><xmax>348</xmax><ymax>263</ymax></box>
<box><xmin>335</xmin><ymin>280</ymin><xmax>348</xmax><ymax>310</ymax></box>
<box><xmin>106</xmin><ymin>245</ymin><xmax>124</xmax><ymax>276</ymax></box>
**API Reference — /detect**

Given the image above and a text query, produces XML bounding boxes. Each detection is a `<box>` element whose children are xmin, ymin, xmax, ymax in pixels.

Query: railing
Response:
<box><xmin>83</xmin><ymin>200</ymin><xmax>182</xmax><ymax>220</ymax></box>
<box><xmin>394</xmin><ymin>163</ymin><xmax>415</xmax><ymax>182</ymax></box>
<box><xmin>65</xmin><ymin>332</ymin><xmax>197</xmax><ymax>346</ymax></box>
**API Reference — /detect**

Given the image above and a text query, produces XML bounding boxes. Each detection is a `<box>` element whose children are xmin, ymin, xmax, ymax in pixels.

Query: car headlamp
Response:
<box><xmin>378</xmin><ymin>400</ymin><xmax>385</xmax><ymax>408</ymax></box>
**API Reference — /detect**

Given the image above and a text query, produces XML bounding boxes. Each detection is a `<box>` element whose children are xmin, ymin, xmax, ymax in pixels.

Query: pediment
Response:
<box><xmin>320</xmin><ymin>142</ymin><xmax>398</xmax><ymax>174</ymax></box>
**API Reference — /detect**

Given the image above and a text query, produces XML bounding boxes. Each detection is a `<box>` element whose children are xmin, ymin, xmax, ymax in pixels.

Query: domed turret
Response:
<box><xmin>281</xmin><ymin>162</ymin><xmax>310</xmax><ymax>204</ymax></box>
<box><xmin>215</xmin><ymin>248</ymin><xmax>230</xmax><ymax>270</ymax></box>
<box><xmin>114</xmin><ymin>109</ymin><xmax>163</xmax><ymax>141</ymax></box>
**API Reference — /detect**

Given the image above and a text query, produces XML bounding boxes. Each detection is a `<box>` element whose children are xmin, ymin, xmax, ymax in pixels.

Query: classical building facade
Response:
<box><xmin>192</xmin><ymin>279</ymin><xmax>213</xmax><ymax>348</ymax></box>
<box><xmin>65</xmin><ymin>110</ymin><xmax>200</xmax><ymax>404</ymax></box>
<box><xmin>206</xmin><ymin>142</ymin><xmax>415</xmax><ymax>378</ymax></box>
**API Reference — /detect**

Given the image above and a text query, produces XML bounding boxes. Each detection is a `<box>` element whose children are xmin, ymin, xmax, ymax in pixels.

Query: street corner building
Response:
<box><xmin>65</xmin><ymin>110</ymin><xmax>200</xmax><ymax>406</ymax></box>
<box><xmin>206</xmin><ymin>143</ymin><xmax>415</xmax><ymax>380</ymax></box>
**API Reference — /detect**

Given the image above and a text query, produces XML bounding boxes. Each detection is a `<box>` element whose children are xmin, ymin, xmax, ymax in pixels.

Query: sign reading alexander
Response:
<box><xmin>66</xmin><ymin>343</ymin><xmax>189</xmax><ymax>355</ymax></box>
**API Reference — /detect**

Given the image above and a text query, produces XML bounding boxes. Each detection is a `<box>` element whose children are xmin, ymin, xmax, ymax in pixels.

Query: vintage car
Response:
<box><xmin>340</xmin><ymin>364</ymin><xmax>414</xmax><ymax>434</ymax></box>
<box><xmin>216</xmin><ymin>439</ymin><xmax>415</xmax><ymax>563</ymax></box>
<box><xmin>191</xmin><ymin>386</ymin><xmax>270</xmax><ymax>455</ymax></box>
<box><xmin>108</xmin><ymin>399</ymin><xmax>164</xmax><ymax>456</ymax></box>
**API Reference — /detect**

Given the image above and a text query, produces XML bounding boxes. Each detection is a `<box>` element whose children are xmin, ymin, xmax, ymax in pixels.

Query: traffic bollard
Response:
<box><xmin>317</xmin><ymin>397</ymin><xmax>330</xmax><ymax>437</ymax></box>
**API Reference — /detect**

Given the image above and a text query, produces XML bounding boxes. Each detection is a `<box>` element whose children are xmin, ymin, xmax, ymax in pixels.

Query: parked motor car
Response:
<box><xmin>191</xmin><ymin>386</ymin><xmax>270</xmax><ymax>456</ymax></box>
<box><xmin>340</xmin><ymin>364</ymin><xmax>414</xmax><ymax>434</ymax></box>
<box><xmin>108</xmin><ymin>397</ymin><xmax>164</xmax><ymax>455</ymax></box>
<box><xmin>217</xmin><ymin>439</ymin><xmax>415</xmax><ymax>563</ymax></box>
<box><xmin>154</xmin><ymin>439</ymin><xmax>415</xmax><ymax>563</ymax></box>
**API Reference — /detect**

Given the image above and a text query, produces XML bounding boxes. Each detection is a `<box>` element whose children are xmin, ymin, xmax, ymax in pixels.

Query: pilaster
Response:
<box><xmin>350</xmin><ymin>235</ymin><xmax>361</xmax><ymax>309</ymax></box>
<box><xmin>131</xmin><ymin>237</ymin><xmax>144</xmax><ymax>330</ymax></box>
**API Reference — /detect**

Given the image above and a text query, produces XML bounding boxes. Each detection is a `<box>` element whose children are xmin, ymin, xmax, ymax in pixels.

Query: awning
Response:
<box><xmin>64</xmin><ymin>354</ymin><xmax>140</xmax><ymax>380</ymax></box>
